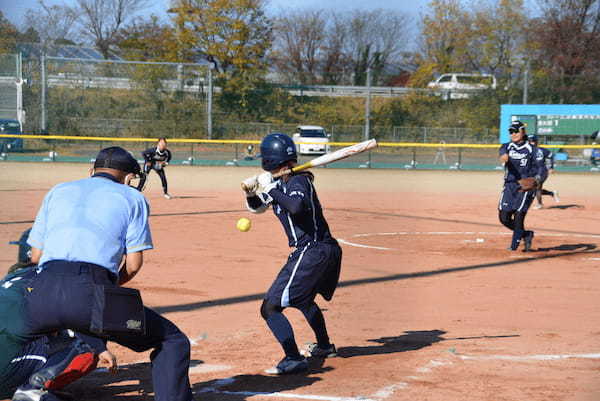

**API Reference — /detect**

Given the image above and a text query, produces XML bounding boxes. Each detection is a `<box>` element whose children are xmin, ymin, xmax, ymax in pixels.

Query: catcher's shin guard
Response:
<box><xmin>29</xmin><ymin>339</ymin><xmax>98</xmax><ymax>391</ymax></box>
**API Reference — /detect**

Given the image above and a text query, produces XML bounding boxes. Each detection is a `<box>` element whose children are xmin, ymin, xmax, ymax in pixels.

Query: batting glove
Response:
<box><xmin>257</xmin><ymin>172</ymin><xmax>278</xmax><ymax>204</ymax></box>
<box><xmin>241</xmin><ymin>175</ymin><xmax>259</xmax><ymax>196</ymax></box>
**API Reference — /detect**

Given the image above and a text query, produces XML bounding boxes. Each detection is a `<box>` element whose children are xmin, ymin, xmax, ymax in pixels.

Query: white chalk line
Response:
<box><xmin>457</xmin><ymin>352</ymin><xmax>600</xmax><ymax>362</ymax></box>
<box><xmin>196</xmin><ymin>376</ymin><xmax>376</xmax><ymax>401</ymax></box>
<box><xmin>339</xmin><ymin>231</ymin><xmax>600</xmax><ymax>251</ymax></box>
<box><xmin>352</xmin><ymin>231</ymin><xmax>600</xmax><ymax>239</ymax></box>
<box><xmin>337</xmin><ymin>239</ymin><xmax>392</xmax><ymax>250</ymax></box>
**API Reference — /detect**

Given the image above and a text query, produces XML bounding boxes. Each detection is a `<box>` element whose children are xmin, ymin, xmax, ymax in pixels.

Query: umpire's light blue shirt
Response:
<box><xmin>27</xmin><ymin>175</ymin><xmax>153</xmax><ymax>276</ymax></box>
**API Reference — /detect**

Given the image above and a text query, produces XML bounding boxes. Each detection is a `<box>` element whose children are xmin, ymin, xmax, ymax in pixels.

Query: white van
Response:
<box><xmin>292</xmin><ymin>125</ymin><xmax>330</xmax><ymax>155</ymax></box>
<box><xmin>427</xmin><ymin>73</ymin><xmax>497</xmax><ymax>98</ymax></box>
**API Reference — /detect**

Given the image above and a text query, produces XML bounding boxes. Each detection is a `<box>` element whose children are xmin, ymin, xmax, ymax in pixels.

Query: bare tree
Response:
<box><xmin>271</xmin><ymin>8</ymin><xmax>412</xmax><ymax>85</ymax></box>
<box><xmin>23</xmin><ymin>0</ymin><xmax>79</xmax><ymax>48</ymax></box>
<box><xmin>344</xmin><ymin>9</ymin><xmax>412</xmax><ymax>85</ymax></box>
<box><xmin>272</xmin><ymin>9</ymin><xmax>326</xmax><ymax>84</ymax></box>
<box><xmin>321</xmin><ymin>12</ymin><xmax>350</xmax><ymax>85</ymax></box>
<box><xmin>71</xmin><ymin>0</ymin><xmax>148</xmax><ymax>58</ymax></box>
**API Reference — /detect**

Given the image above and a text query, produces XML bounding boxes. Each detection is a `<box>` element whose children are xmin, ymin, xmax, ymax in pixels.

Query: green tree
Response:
<box><xmin>418</xmin><ymin>0</ymin><xmax>470</xmax><ymax>77</ymax></box>
<box><xmin>174</xmin><ymin>0</ymin><xmax>271</xmax><ymax>73</ymax></box>
<box><xmin>115</xmin><ymin>16</ymin><xmax>177</xmax><ymax>61</ymax></box>
<box><xmin>0</xmin><ymin>11</ymin><xmax>19</xmax><ymax>53</ymax></box>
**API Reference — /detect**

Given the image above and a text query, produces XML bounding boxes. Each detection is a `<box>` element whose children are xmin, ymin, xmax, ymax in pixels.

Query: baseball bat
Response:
<box><xmin>273</xmin><ymin>138</ymin><xmax>377</xmax><ymax>178</ymax></box>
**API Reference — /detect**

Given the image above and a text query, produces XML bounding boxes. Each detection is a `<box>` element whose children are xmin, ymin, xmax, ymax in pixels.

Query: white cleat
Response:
<box><xmin>533</xmin><ymin>203</ymin><xmax>543</xmax><ymax>209</ymax></box>
<box><xmin>553</xmin><ymin>190</ymin><xmax>560</xmax><ymax>203</ymax></box>
<box><xmin>164</xmin><ymin>193</ymin><xmax>172</xmax><ymax>200</ymax></box>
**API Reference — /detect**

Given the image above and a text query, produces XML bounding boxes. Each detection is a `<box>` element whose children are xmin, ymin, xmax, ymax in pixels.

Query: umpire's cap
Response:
<box><xmin>259</xmin><ymin>133</ymin><xmax>297</xmax><ymax>171</ymax></box>
<box><xmin>94</xmin><ymin>146</ymin><xmax>141</xmax><ymax>175</ymax></box>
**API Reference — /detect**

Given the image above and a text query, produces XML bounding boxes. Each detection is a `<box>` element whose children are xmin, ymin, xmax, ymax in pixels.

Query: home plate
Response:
<box><xmin>189</xmin><ymin>364</ymin><xmax>232</xmax><ymax>374</ymax></box>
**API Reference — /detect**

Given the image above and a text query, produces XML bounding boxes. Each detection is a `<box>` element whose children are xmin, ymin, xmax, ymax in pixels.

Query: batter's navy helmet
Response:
<box><xmin>529</xmin><ymin>135</ymin><xmax>539</xmax><ymax>143</ymax></box>
<box><xmin>259</xmin><ymin>133</ymin><xmax>297</xmax><ymax>171</ymax></box>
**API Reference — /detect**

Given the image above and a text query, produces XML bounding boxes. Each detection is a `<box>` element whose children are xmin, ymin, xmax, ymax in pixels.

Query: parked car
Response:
<box><xmin>0</xmin><ymin>119</ymin><xmax>23</xmax><ymax>152</ymax></box>
<box><xmin>427</xmin><ymin>73</ymin><xmax>497</xmax><ymax>99</ymax></box>
<box><xmin>292</xmin><ymin>125</ymin><xmax>330</xmax><ymax>155</ymax></box>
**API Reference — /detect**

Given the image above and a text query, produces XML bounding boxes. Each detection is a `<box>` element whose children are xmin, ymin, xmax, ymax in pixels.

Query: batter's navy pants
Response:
<box><xmin>22</xmin><ymin>261</ymin><xmax>193</xmax><ymax>401</ymax></box>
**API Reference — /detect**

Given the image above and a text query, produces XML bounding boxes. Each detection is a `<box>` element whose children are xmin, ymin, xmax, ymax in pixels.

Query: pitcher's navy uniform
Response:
<box><xmin>498</xmin><ymin>141</ymin><xmax>542</xmax><ymax>213</ymax></box>
<box><xmin>245</xmin><ymin>133</ymin><xmax>341</xmax><ymax>375</ymax></box>
<box><xmin>498</xmin><ymin>122</ymin><xmax>544</xmax><ymax>251</ymax></box>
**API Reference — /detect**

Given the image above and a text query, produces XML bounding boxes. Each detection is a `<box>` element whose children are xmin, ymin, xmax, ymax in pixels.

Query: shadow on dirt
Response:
<box><xmin>193</xmin><ymin>366</ymin><xmax>331</xmax><ymax>400</ymax></box>
<box><xmin>338</xmin><ymin>330</ymin><xmax>448</xmax><ymax>357</ymax></box>
<box><xmin>67</xmin><ymin>359</ymin><xmax>331</xmax><ymax>400</ymax></box>
<box><xmin>545</xmin><ymin>204</ymin><xmax>584</xmax><ymax>210</ymax></box>
<box><xmin>153</xmin><ymin>245</ymin><xmax>600</xmax><ymax>315</ymax></box>
<box><xmin>533</xmin><ymin>243</ymin><xmax>596</xmax><ymax>252</ymax></box>
<box><xmin>337</xmin><ymin>330</ymin><xmax>520</xmax><ymax>358</ymax></box>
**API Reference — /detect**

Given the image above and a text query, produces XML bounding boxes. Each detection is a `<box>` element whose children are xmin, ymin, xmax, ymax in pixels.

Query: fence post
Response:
<box><xmin>41</xmin><ymin>53</ymin><xmax>47</xmax><ymax>133</ymax></box>
<box><xmin>412</xmin><ymin>147</ymin><xmax>417</xmax><ymax>168</ymax></box>
<box><xmin>207</xmin><ymin>64</ymin><xmax>213</xmax><ymax>140</ymax></box>
<box><xmin>457</xmin><ymin>147</ymin><xmax>462</xmax><ymax>169</ymax></box>
<box><xmin>364</xmin><ymin>67</ymin><xmax>371</xmax><ymax>141</ymax></box>
<box><xmin>191</xmin><ymin>143</ymin><xmax>194</xmax><ymax>166</ymax></box>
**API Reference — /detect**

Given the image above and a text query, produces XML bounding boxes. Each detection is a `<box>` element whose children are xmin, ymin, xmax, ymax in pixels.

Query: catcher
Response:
<box><xmin>498</xmin><ymin>121</ymin><xmax>544</xmax><ymax>251</ymax></box>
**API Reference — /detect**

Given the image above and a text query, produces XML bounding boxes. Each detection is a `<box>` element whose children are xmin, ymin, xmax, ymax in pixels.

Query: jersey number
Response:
<box><xmin>520</xmin><ymin>159</ymin><xmax>528</xmax><ymax>167</ymax></box>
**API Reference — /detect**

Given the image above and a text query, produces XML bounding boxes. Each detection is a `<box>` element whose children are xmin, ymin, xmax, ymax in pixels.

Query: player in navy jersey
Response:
<box><xmin>241</xmin><ymin>133</ymin><xmax>342</xmax><ymax>375</ymax></box>
<box><xmin>498</xmin><ymin>121</ymin><xmax>544</xmax><ymax>251</ymax></box>
<box><xmin>528</xmin><ymin>135</ymin><xmax>559</xmax><ymax>209</ymax></box>
<box><xmin>141</xmin><ymin>138</ymin><xmax>172</xmax><ymax>199</ymax></box>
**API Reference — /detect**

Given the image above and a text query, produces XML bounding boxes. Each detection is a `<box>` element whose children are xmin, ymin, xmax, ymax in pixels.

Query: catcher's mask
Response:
<box><xmin>93</xmin><ymin>146</ymin><xmax>146</xmax><ymax>191</ymax></box>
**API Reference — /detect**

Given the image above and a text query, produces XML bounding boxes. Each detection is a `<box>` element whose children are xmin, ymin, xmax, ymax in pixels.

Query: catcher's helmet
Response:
<box><xmin>259</xmin><ymin>133</ymin><xmax>297</xmax><ymax>171</ymax></box>
<box><xmin>11</xmin><ymin>228</ymin><xmax>32</xmax><ymax>263</ymax></box>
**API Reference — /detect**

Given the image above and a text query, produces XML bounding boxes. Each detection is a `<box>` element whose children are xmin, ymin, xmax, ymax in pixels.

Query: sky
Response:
<box><xmin>2</xmin><ymin>0</ymin><xmax>431</xmax><ymax>28</ymax></box>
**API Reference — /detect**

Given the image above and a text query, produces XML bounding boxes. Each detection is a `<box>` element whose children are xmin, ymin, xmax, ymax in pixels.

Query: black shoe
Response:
<box><xmin>523</xmin><ymin>231</ymin><xmax>534</xmax><ymax>252</ymax></box>
<box><xmin>264</xmin><ymin>356</ymin><xmax>308</xmax><ymax>375</ymax></box>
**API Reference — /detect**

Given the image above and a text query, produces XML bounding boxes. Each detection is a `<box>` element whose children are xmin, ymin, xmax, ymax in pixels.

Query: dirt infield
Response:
<box><xmin>1</xmin><ymin>163</ymin><xmax>600</xmax><ymax>401</ymax></box>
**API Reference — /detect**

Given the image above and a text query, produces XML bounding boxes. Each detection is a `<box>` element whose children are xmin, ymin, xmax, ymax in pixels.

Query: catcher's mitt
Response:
<box><xmin>518</xmin><ymin>177</ymin><xmax>538</xmax><ymax>192</ymax></box>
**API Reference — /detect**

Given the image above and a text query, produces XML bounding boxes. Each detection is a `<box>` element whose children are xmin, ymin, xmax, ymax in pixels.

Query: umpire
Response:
<box><xmin>1</xmin><ymin>147</ymin><xmax>193</xmax><ymax>401</ymax></box>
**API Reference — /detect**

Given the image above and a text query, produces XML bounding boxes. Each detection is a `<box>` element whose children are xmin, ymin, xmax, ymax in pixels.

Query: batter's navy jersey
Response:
<box><xmin>269</xmin><ymin>174</ymin><xmax>333</xmax><ymax>248</ymax></box>
<box><xmin>142</xmin><ymin>147</ymin><xmax>172</xmax><ymax>164</ymax></box>
<box><xmin>246</xmin><ymin>173</ymin><xmax>342</xmax><ymax>308</ymax></box>
<box><xmin>499</xmin><ymin>141</ymin><xmax>543</xmax><ymax>183</ymax></box>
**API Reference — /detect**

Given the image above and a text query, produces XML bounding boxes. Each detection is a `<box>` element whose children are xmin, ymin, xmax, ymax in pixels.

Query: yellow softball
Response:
<box><xmin>236</xmin><ymin>217</ymin><xmax>251</xmax><ymax>232</ymax></box>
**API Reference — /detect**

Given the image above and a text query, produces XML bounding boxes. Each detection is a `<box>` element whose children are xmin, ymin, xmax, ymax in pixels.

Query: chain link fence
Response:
<box><xmin>0</xmin><ymin>54</ymin><xmax>20</xmax><ymax>121</ymax></box>
<box><xmin>17</xmin><ymin>55</ymin><xmax>211</xmax><ymax>138</ymax></box>
<box><xmin>2</xmin><ymin>52</ymin><xmax>593</xmax><ymax>148</ymax></box>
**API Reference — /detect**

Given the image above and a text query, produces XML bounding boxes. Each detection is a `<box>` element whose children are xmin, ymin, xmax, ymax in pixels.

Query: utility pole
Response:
<box><xmin>523</xmin><ymin>59</ymin><xmax>530</xmax><ymax>105</ymax></box>
<box><xmin>207</xmin><ymin>63</ymin><xmax>213</xmax><ymax>140</ymax></box>
<box><xmin>364</xmin><ymin>66</ymin><xmax>371</xmax><ymax>141</ymax></box>
<box><xmin>41</xmin><ymin>53</ymin><xmax>47</xmax><ymax>133</ymax></box>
